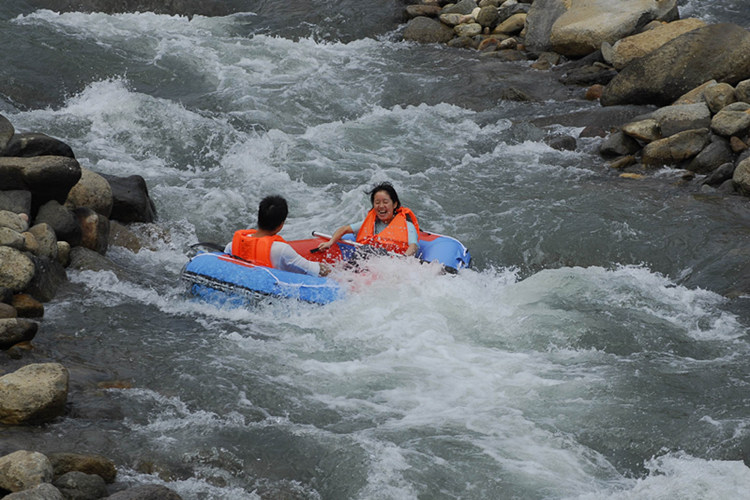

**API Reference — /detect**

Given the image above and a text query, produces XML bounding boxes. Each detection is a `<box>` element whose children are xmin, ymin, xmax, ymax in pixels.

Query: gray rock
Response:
<box><xmin>0</xmin><ymin>114</ymin><xmax>14</xmax><ymax>152</ymax></box>
<box><xmin>442</xmin><ymin>0</ymin><xmax>477</xmax><ymax>15</ymax></box>
<box><xmin>475</xmin><ymin>5</ymin><xmax>498</xmax><ymax>28</ymax></box>
<box><xmin>0</xmin><ymin>318</ymin><xmax>38</xmax><ymax>349</ymax></box>
<box><xmin>75</xmin><ymin>207</ymin><xmax>110</xmax><ymax>255</ymax></box>
<box><xmin>736</xmin><ymin>79</ymin><xmax>750</xmax><ymax>103</ymax></box>
<box><xmin>0</xmin><ymin>450</ymin><xmax>54</xmax><ymax>492</ymax></box>
<box><xmin>64</xmin><ymin>168</ymin><xmax>113</xmax><ymax>218</ymax></box>
<box><xmin>686</xmin><ymin>137</ymin><xmax>734</xmax><ymax>174</ymax></box>
<box><xmin>2</xmin><ymin>483</ymin><xmax>64</xmax><ymax>500</ymax></box>
<box><xmin>25</xmin><ymin>254</ymin><xmax>67</xmax><ymax>302</ymax></box>
<box><xmin>35</xmin><ymin>200</ymin><xmax>82</xmax><ymax>246</ymax></box>
<box><xmin>641</xmin><ymin>128</ymin><xmax>711</xmax><ymax>166</ymax></box>
<box><xmin>703</xmin><ymin>162</ymin><xmax>735</xmax><ymax>187</ymax></box>
<box><xmin>53</xmin><ymin>471</ymin><xmax>108</xmax><ymax>500</ymax></box>
<box><xmin>403</xmin><ymin>16</ymin><xmax>456</xmax><ymax>44</ymax></box>
<box><xmin>101</xmin><ymin>174</ymin><xmax>157</xmax><ymax>224</ymax></box>
<box><xmin>0</xmin><ymin>363</ymin><xmax>69</xmax><ymax>424</ymax></box>
<box><xmin>0</xmin><ymin>227</ymin><xmax>25</xmax><ymax>249</ymax></box>
<box><xmin>0</xmin><ymin>246</ymin><xmax>36</xmax><ymax>292</ymax></box>
<box><xmin>524</xmin><ymin>0</ymin><xmax>568</xmax><ymax>54</ymax></box>
<box><xmin>652</xmin><ymin>102</ymin><xmax>712</xmax><ymax>138</ymax></box>
<box><xmin>28</xmin><ymin>223</ymin><xmax>59</xmax><ymax>260</ymax></box>
<box><xmin>601</xmin><ymin>23</ymin><xmax>750</xmax><ymax>107</ymax></box>
<box><xmin>600</xmin><ymin>130</ymin><xmax>641</xmax><ymax>156</ymax></box>
<box><xmin>733</xmin><ymin>156</ymin><xmax>750</xmax><ymax>196</ymax></box>
<box><xmin>703</xmin><ymin>82</ymin><xmax>737</xmax><ymax>114</ymax></box>
<box><xmin>0</xmin><ymin>210</ymin><xmax>29</xmax><ymax>232</ymax></box>
<box><xmin>48</xmin><ymin>452</ymin><xmax>117</xmax><ymax>484</ymax></box>
<box><xmin>710</xmin><ymin>102</ymin><xmax>750</xmax><ymax>138</ymax></box>
<box><xmin>0</xmin><ymin>156</ymin><xmax>82</xmax><ymax>213</ymax></box>
<box><xmin>2</xmin><ymin>133</ymin><xmax>75</xmax><ymax>159</ymax></box>
<box><xmin>0</xmin><ymin>190</ymin><xmax>32</xmax><ymax>215</ymax></box>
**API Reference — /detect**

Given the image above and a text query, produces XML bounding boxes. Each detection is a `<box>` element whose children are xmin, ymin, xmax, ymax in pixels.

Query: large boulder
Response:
<box><xmin>47</xmin><ymin>452</ymin><xmax>117</xmax><ymax>484</ymax></box>
<box><xmin>602</xmin><ymin>18</ymin><xmax>706</xmax><ymax>70</ymax></box>
<box><xmin>24</xmin><ymin>254</ymin><xmax>67</xmax><ymax>302</ymax></box>
<box><xmin>65</xmin><ymin>168</ymin><xmax>113</xmax><ymax>218</ymax></box>
<box><xmin>549</xmin><ymin>0</ymin><xmax>678</xmax><ymax>57</ymax></box>
<box><xmin>403</xmin><ymin>16</ymin><xmax>456</xmax><ymax>44</ymax></box>
<box><xmin>0</xmin><ymin>363</ymin><xmax>69</xmax><ymax>424</ymax></box>
<box><xmin>0</xmin><ymin>156</ymin><xmax>82</xmax><ymax>214</ymax></box>
<box><xmin>101</xmin><ymin>174</ymin><xmax>157</xmax><ymax>224</ymax></box>
<box><xmin>0</xmin><ymin>450</ymin><xmax>54</xmax><ymax>492</ymax></box>
<box><xmin>2</xmin><ymin>483</ymin><xmax>64</xmax><ymax>499</ymax></box>
<box><xmin>641</xmin><ymin>128</ymin><xmax>711</xmax><ymax>165</ymax></box>
<box><xmin>3</xmin><ymin>133</ymin><xmax>75</xmax><ymax>159</ymax></box>
<box><xmin>524</xmin><ymin>0</ymin><xmax>569</xmax><ymax>54</ymax></box>
<box><xmin>601</xmin><ymin>23</ymin><xmax>750</xmax><ymax>106</ymax></box>
<box><xmin>52</xmin><ymin>471</ymin><xmax>108</xmax><ymax>500</ymax></box>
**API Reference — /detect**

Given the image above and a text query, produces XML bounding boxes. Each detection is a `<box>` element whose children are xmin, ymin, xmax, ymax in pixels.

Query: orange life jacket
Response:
<box><xmin>231</xmin><ymin>229</ymin><xmax>285</xmax><ymax>268</ymax></box>
<box><xmin>356</xmin><ymin>207</ymin><xmax>419</xmax><ymax>254</ymax></box>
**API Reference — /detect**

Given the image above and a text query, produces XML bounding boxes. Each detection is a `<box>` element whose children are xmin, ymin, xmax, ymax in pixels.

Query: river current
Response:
<box><xmin>2</xmin><ymin>1</ymin><xmax>750</xmax><ymax>499</ymax></box>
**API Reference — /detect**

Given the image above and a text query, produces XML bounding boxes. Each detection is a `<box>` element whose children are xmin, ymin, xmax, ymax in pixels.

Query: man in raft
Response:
<box><xmin>227</xmin><ymin>195</ymin><xmax>331</xmax><ymax>276</ymax></box>
<box><xmin>317</xmin><ymin>182</ymin><xmax>419</xmax><ymax>257</ymax></box>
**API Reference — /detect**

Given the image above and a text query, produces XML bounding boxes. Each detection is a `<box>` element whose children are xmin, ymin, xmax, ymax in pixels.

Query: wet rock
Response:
<box><xmin>492</xmin><ymin>13</ymin><xmax>525</xmax><ymax>35</ymax></box>
<box><xmin>405</xmin><ymin>4</ymin><xmax>441</xmax><ymax>19</ymax></box>
<box><xmin>0</xmin><ymin>302</ymin><xmax>16</xmax><ymax>319</ymax></box>
<box><xmin>704</xmin><ymin>82</ymin><xmax>737</xmax><ymax>114</ymax></box>
<box><xmin>641</xmin><ymin>128</ymin><xmax>711</xmax><ymax>166</ymax></box>
<box><xmin>600</xmin><ymin>130</ymin><xmax>641</xmax><ymax>156</ymax></box>
<box><xmin>710</xmin><ymin>102</ymin><xmax>750</xmax><ymax>138</ymax></box>
<box><xmin>622</xmin><ymin>118</ymin><xmax>660</xmax><ymax>143</ymax></box>
<box><xmin>2</xmin><ymin>482</ymin><xmax>64</xmax><ymax>499</ymax></box>
<box><xmin>524</xmin><ymin>0</ymin><xmax>568</xmax><ymax>54</ymax></box>
<box><xmin>703</xmin><ymin>162</ymin><xmax>735</xmax><ymax>187</ymax></box>
<box><xmin>0</xmin><ymin>363</ymin><xmax>69</xmax><ymax>424</ymax></box>
<box><xmin>3</xmin><ymin>133</ymin><xmax>75</xmax><ymax>159</ymax></box>
<box><xmin>75</xmin><ymin>207</ymin><xmax>109</xmax><ymax>255</ymax></box>
<box><xmin>0</xmin><ymin>227</ymin><xmax>25</xmax><ymax>250</ymax></box>
<box><xmin>0</xmin><ymin>318</ymin><xmax>38</xmax><ymax>350</ymax></box>
<box><xmin>25</xmin><ymin>254</ymin><xmax>67</xmax><ymax>302</ymax></box>
<box><xmin>0</xmin><ymin>247</ymin><xmax>35</xmax><ymax>292</ymax></box>
<box><xmin>442</xmin><ymin>0</ymin><xmax>477</xmax><ymax>15</ymax></box>
<box><xmin>48</xmin><ymin>452</ymin><xmax>117</xmax><ymax>484</ymax></box>
<box><xmin>105</xmin><ymin>484</ymin><xmax>183</xmax><ymax>500</ymax></box>
<box><xmin>101</xmin><ymin>174</ymin><xmax>157</xmax><ymax>224</ymax></box>
<box><xmin>403</xmin><ymin>16</ymin><xmax>456</xmax><ymax>43</ymax></box>
<box><xmin>651</xmin><ymin>102</ymin><xmax>712</xmax><ymax>138</ymax></box>
<box><xmin>52</xmin><ymin>471</ymin><xmax>108</xmax><ymax>500</ymax></box>
<box><xmin>0</xmin><ymin>114</ymin><xmax>14</xmax><ymax>152</ymax></box>
<box><xmin>549</xmin><ymin>0</ymin><xmax>678</xmax><ymax>57</ymax></box>
<box><xmin>0</xmin><ymin>450</ymin><xmax>54</xmax><ymax>492</ymax></box>
<box><xmin>11</xmin><ymin>294</ymin><xmax>44</xmax><ymax>318</ymax></box>
<box><xmin>0</xmin><ymin>190</ymin><xmax>32</xmax><ymax>215</ymax></box>
<box><xmin>35</xmin><ymin>200</ymin><xmax>81</xmax><ymax>247</ymax></box>
<box><xmin>65</xmin><ymin>168</ymin><xmax>114</xmax><ymax>218</ymax></box>
<box><xmin>28</xmin><ymin>223</ymin><xmax>58</xmax><ymax>260</ymax></box>
<box><xmin>545</xmin><ymin>134</ymin><xmax>576</xmax><ymax>151</ymax></box>
<box><xmin>0</xmin><ymin>156</ymin><xmax>81</xmax><ymax>214</ymax></box>
<box><xmin>686</xmin><ymin>137</ymin><xmax>734</xmax><ymax>174</ymax></box>
<box><xmin>601</xmin><ymin>23</ymin><xmax>750</xmax><ymax>106</ymax></box>
<box><xmin>733</xmin><ymin>156</ymin><xmax>750</xmax><ymax>196</ymax></box>
<box><xmin>0</xmin><ymin>210</ymin><xmax>29</xmax><ymax>232</ymax></box>
<box><xmin>601</xmin><ymin>18</ymin><xmax>706</xmax><ymax>70</ymax></box>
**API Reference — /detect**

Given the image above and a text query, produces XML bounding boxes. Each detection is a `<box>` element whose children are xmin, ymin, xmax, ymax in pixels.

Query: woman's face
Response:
<box><xmin>372</xmin><ymin>190</ymin><xmax>396</xmax><ymax>224</ymax></box>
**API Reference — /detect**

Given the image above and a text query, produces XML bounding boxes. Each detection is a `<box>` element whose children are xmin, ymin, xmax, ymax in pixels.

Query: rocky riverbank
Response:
<box><xmin>0</xmin><ymin>113</ymin><xmax>180</xmax><ymax>498</ymax></box>
<box><xmin>403</xmin><ymin>0</ymin><xmax>750</xmax><ymax>194</ymax></box>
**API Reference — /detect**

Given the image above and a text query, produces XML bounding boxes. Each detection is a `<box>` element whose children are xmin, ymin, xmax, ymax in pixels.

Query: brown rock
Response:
<box><xmin>11</xmin><ymin>294</ymin><xmax>44</xmax><ymax>318</ymax></box>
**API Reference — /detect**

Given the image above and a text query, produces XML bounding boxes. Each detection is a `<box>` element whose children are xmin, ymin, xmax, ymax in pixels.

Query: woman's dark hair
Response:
<box><xmin>257</xmin><ymin>195</ymin><xmax>288</xmax><ymax>230</ymax></box>
<box><xmin>368</xmin><ymin>182</ymin><xmax>400</xmax><ymax>210</ymax></box>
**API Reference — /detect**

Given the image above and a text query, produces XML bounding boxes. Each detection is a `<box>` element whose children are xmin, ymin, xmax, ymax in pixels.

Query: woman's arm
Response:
<box><xmin>317</xmin><ymin>225</ymin><xmax>353</xmax><ymax>251</ymax></box>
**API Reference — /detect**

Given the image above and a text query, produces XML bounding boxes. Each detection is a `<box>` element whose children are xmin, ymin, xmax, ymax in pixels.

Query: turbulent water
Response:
<box><xmin>2</xmin><ymin>0</ymin><xmax>750</xmax><ymax>498</ymax></box>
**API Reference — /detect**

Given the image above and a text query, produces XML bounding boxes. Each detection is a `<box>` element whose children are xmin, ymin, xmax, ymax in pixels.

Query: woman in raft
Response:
<box><xmin>317</xmin><ymin>182</ymin><xmax>420</xmax><ymax>257</ymax></box>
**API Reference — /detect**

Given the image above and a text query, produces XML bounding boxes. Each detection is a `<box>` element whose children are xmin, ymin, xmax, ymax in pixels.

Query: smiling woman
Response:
<box><xmin>317</xmin><ymin>181</ymin><xmax>421</xmax><ymax>256</ymax></box>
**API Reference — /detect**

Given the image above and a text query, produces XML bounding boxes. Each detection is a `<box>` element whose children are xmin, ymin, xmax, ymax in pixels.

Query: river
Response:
<box><xmin>1</xmin><ymin>0</ymin><xmax>750</xmax><ymax>498</ymax></box>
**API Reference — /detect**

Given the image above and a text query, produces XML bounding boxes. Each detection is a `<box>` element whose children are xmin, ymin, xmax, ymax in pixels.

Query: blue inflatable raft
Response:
<box><xmin>181</xmin><ymin>231</ymin><xmax>470</xmax><ymax>306</ymax></box>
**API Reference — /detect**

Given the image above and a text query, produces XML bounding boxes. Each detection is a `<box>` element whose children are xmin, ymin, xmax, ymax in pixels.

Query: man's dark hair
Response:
<box><xmin>258</xmin><ymin>195</ymin><xmax>288</xmax><ymax>231</ymax></box>
<box><xmin>368</xmin><ymin>182</ymin><xmax>401</xmax><ymax>210</ymax></box>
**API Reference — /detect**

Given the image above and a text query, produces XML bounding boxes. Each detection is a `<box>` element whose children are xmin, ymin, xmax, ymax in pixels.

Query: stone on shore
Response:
<box><xmin>710</xmin><ymin>102</ymin><xmax>750</xmax><ymax>138</ymax></box>
<box><xmin>687</xmin><ymin>138</ymin><xmax>734</xmax><ymax>174</ymax></box>
<box><xmin>0</xmin><ymin>156</ymin><xmax>82</xmax><ymax>213</ymax></box>
<box><xmin>601</xmin><ymin>23</ymin><xmax>750</xmax><ymax>106</ymax></box>
<box><xmin>549</xmin><ymin>0</ymin><xmax>678</xmax><ymax>57</ymax></box>
<box><xmin>2</xmin><ymin>483</ymin><xmax>64</xmax><ymax>499</ymax></box>
<box><xmin>75</xmin><ymin>206</ymin><xmax>110</xmax><ymax>255</ymax></box>
<box><xmin>52</xmin><ymin>471</ymin><xmax>108</xmax><ymax>500</ymax></box>
<box><xmin>11</xmin><ymin>294</ymin><xmax>44</xmax><ymax>318</ymax></box>
<box><xmin>35</xmin><ymin>200</ymin><xmax>81</xmax><ymax>247</ymax></box>
<box><xmin>651</xmin><ymin>102</ymin><xmax>712</xmax><ymax>138</ymax></box>
<box><xmin>703</xmin><ymin>82</ymin><xmax>737</xmax><ymax>114</ymax></box>
<box><xmin>0</xmin><ymin>247</ymin><xmax>36</xmax><ymax>292</ymax></box>
<box><xmin>641</xmin><ymin>128</ymin><xmax>711</xmax><ymax>166</ymax></box>
<box><xmin>65</xmin><ymin>168</ymin><xmax>114</xmax><ymax>218</ymax></box>
<box><xmin>0</xmin><ymin>450</ymin><xmax>54</xmax><ymax>492</ymax></box>
<box><xmin>0</xmin><ymin>363</ymin><xmax>69</xmax><ymax>424</ymax></box>
<box><xmin>0</xmin><ymin>191</ymin><xmax>32</xmax><ymax>216</ymax></box>
<box><xmin>27</xmin><ymin>223</ymin><xmax>59</xmax><ymax>260</ymax></box>
<box><xmin>0</xmin><ymin>114</ymin><xmax>14</xmax><ymax>151</ymax></box>
<box><xmin>0</xmin><ymin>210</ymin><xmax>29</xmax><ymax>232</ymax></box>
<box><xmin>733</xmin><ymin>156</ymin><xmax>750</xmax><ymax>196</ymax></box>
<box><xmin>102</xmin><ymin>174</ymin><xmax>157</xmax><ymax>224</ymax></box>
<box><xmin>0</xmin><ymin>318</ymin><xmax>38</xmax><ymax>349</ymax></box>
<box><xmin>3</xmin><ymin>133</ymin><xmax>75</xmax><ymax>159</ymax></box>
<box><xmin>403</xmin><ymin>16</ymin><xmax>456</xmax><ymax>44</ymax></box>
<box><xmin>47</xmin><ymin>452</ymin><xmax>117</xmax><ymax>484</ymax></box>
<box><xmin>524</xmin><ymin>0</ymin><xmax>569</xmax><ymax>53</ymax></box>
<box><xmin>601</xmin><ymin>18</ymin><xmax>706</xmax><ymax>70</ymax></box>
